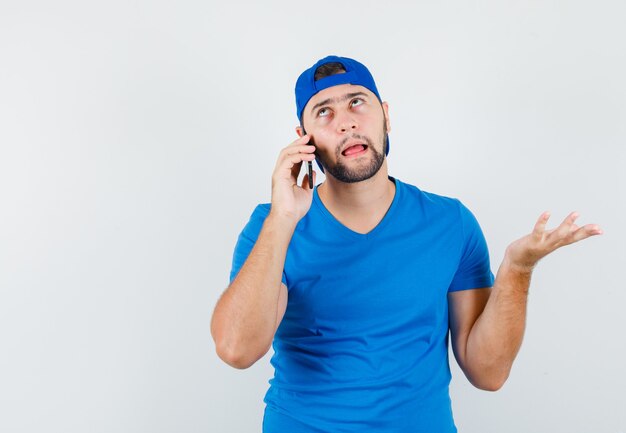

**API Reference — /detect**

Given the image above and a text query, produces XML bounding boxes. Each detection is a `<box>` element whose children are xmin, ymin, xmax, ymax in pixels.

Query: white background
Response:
<box><xmin>1</xmin><ymin>1</ymin><xmax>624</xmax><ymax>432</ymax></box>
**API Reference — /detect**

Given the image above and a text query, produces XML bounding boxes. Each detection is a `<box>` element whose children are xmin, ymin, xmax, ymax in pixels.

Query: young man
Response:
<box><xmin>211</xmin><ymin>55</ymin><xmax>602</xmax><ymax>432</ymax></box>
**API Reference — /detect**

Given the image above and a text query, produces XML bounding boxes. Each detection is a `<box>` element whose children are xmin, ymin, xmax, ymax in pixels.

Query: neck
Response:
<box><xmin>317</xmin><ymin>161</ymin><xmax>395</xmax><ymax>233</ymax></box>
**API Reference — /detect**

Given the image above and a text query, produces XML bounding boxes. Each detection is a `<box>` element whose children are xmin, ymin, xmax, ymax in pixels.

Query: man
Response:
<box><xmin>211</xmin><ymin>55</ymin><xmax>602</xmax><ymax>432</ymax></box>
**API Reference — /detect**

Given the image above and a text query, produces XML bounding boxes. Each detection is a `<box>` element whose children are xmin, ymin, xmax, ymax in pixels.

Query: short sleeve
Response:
<box><xmin>229</xmin><ymin>204</ymin><xmax>287</xmax><ymax>286</ymax></box>
<box><xmin>448</xmin><ymin>201</ymin><xmax>495</xmax><ymax>292</ymax></box>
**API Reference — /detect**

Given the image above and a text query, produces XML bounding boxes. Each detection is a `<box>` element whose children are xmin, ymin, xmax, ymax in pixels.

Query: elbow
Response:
<box><xmin>210</xmin><ymin>305</ymin><xmax>272</xmax><ymax>370</ymax></box>
<box><xmin>212</xmin><ymin>328</ymin><xmax>269</xmax><ymax>370</ymax></box>
<box><xmin>215</xmin><ymin>342</ymin><xmax>257</xmax><ymax>369</ymax></box>
<box><xmin>469</xmin><ymin>368</ymin><xmax>510</xmax><ymax>392</ymax></box>
<box><xmin>211</xmin><ymin>309</ymin><xmax>254</xmax><ymax>369</ymax></box>
<box><xmin>211</xmin><ymin>328</ymin><xmax>257</xmax><ymax>369</ymax></box>
<box><xmin>462</xmin><ymin>359</ymin><xmax>511</xmax><ymax>392</ymax></box>
<box><xmin>474</xmin><ymin>377</ymin><xmax>506</xmax><ymax>392</ymax></box>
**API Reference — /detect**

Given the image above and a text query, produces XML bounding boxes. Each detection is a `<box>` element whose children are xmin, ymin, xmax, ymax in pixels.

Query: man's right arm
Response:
<box><xmin>211</xmin><ymin>214</ymin><xmax>294</xmax><ymax>369</ymax></box>
<box><xmin>211</xmin><ymin>134</ymin><xmax>316</xmax><ymax>369</ymax></box>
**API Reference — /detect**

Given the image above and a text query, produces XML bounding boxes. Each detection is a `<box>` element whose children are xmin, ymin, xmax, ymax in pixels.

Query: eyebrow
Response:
<box><xmin>309</xmin><ymin>91</ymin><xmax>369</xmax><ymax>115</ymax></box>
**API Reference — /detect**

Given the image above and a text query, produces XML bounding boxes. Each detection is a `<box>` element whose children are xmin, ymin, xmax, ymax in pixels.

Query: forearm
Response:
<box><xmin>464</xmin><ymin>254</ymin><xmax>532</xmax><ymax>389</ymax></box>
<box><xmin>457</xmin><ymin>211</ymin><xmax>601</xmax><ymax>390</ymax></box>
<box><xmin>211</xmin><ymin>213</ymin><xmax>296</xmax><ymax>368</ymax></box>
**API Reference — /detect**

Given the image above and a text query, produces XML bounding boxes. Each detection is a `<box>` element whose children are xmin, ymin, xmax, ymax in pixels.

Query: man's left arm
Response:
<box><xmin>448</xmin><ymin>211</ymin><xmax>602</xmax><ymax>391</ymax></box>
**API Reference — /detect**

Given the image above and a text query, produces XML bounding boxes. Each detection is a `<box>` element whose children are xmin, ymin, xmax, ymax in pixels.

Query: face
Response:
<box><xmin>299</xmin><ymin>84</ymin><xmax>390</xmax><ymax>183</ymax></box>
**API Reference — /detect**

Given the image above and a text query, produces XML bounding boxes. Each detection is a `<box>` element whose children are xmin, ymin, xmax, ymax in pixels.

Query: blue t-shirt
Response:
<box><xmin>229</xmin><ymin>177</ymin><xmax>494</xmax><ymax>433</ymax></box>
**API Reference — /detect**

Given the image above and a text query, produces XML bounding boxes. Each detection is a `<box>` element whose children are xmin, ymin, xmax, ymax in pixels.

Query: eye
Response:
<box><xmin>317</xmin><ymin>107</ymin><xmax>330</xmax><ymax>117</ymax></box>
<box><xmin>350</xmin><ymin>98</ymin><xmax>364</xmax><ymax>108</ymax></box>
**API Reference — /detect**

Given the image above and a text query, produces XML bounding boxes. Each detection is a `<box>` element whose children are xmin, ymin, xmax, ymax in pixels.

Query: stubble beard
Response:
<box><xmin>317</xmin><ymin>121</ymin><xmax>388</xmax><ymax>184</ymax></box>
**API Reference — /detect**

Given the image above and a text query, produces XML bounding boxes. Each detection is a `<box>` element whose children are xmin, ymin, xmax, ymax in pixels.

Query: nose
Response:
<box><xmin>336</xmin><ymin>111</ymin><xmax>358</xmax><ymax>133</ymax></box>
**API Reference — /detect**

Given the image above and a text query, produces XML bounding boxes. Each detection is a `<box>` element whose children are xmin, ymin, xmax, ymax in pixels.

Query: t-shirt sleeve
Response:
<box><xmin>448</xmin><ymin>201</ymin><xmax>495</xmax><ymax>292</ymax></box>
<box><xmin>229</xmin><ymin>204</ymin><xmax>288</xmax><ymax>286</ymax></box>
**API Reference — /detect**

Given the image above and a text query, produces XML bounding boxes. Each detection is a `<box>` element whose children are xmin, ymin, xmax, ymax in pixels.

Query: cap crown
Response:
<box><xmin>295</xmin><ymin>55</ymin><xmax>381</xmax><ymax>121</ymax></box>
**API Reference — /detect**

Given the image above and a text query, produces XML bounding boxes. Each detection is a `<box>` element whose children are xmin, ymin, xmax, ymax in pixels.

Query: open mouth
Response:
<box><xmin>341</xmin><ymin>144</ymin><xmax>368</xmax><ymax>157</ymax></box>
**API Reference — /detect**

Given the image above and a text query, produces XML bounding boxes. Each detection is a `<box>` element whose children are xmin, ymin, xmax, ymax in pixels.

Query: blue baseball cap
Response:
<box><xmin>294</xmin><ymin>55</ymin><xmax>390</xmax><ymax>166</ymax></box>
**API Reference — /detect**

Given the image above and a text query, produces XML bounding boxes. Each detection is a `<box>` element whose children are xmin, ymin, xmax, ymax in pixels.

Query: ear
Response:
<box><xmin>382</xmin><ymin>101</ymin><xmax>391</xmax><ymax>134</ymax></box>
<box><xmin>295</xmin><ymin>126</ymin><xmax>304</xmax><ymax>137</ymax></box>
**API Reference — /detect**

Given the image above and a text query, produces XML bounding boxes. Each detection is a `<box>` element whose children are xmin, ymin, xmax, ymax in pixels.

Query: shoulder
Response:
<box><xmin>394</xmin><ymin>177</ymin><xmax>465</xmax><ymax>216</ymax></box>
<box><xmin>250</xmin><ymin>203</ymin><xmax>271</xmax><ymax>219</ymax></box>
<box><xmin>240</xmin><ymin>203</ymin><xmax>271</xmax><ymax>236</ymax></box>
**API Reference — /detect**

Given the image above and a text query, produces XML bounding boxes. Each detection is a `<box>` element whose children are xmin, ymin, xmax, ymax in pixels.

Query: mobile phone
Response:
<box><xmin>302</xmin><ymin>127</ymin><xmax>315</xmax><ymax>189</ymax></box>
<box><xmin>307</xmin><ymin>161</ymin><xmax>313</xmax><ymax>189</ymax></box>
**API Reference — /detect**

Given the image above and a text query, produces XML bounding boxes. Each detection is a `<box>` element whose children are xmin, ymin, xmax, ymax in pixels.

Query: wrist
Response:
<box><xmin>496</xmin><ymin>253</ymin><xmax>534</xmax><ymax>296</ymax></box>
<box><xmin>503</xmin><ymin>247</ymin><xmax>537</xmax><ymax>275</ymax></box>
<box><xmin>266</xmin><ymin>210</ymin><xmax>299</xmax><ymax>231</ymax></box>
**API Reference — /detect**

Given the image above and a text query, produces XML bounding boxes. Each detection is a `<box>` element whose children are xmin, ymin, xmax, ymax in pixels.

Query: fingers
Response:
<box><xmin>279</xmin><ymin>135</ymin><xmax>316</xmax><ymax>160</ymax></box>
<box><xmin>277</xmin><ymin>135</ymin><xmax>312</xmax><ymax>161</ymax></box>
<box><xmin>284</xmin><ymin>134</ymin><xmax>314</xmax><ymax>154</ymax></box>
<box><xmin>286</xmin><ymin>155</ymin><xmax>316</xmax><ymax>186</ymax></box>
<box><xmin>570</xmin><ymin>223</ymin><xmax>604</xmax><ymax>243</ymax></box>
<box><xmin>274</xmin><ymin>135</ymin><xmax>317</xmax><ymax>180</ymax></box>
<box><xmin>287</xmin><ymin>152</ymin><xmax>316</xmax><ymax>178</ymax></box>
<box><xmin>281</xmin><ymin>147</ymin><xmax>316</xmax><ymax>168</ymax></box>
<box><xmin>532</xmin><ymin>211</ymin><xmax>551</xmax><ymax>236</ymax></box>
<box><xmin>554</xmin><ymin>211</ymin><xmax>580</xmax><ymax>238</ymax></box>
<box><xmin>509</xmin><ymin>211</ymin><xmax>602</xmax><ymax>270</ymax></box>
<box><xmin>546</xmin><ymin>211</ymin><xmax>603</xmax><ymax>246</ymax></box>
